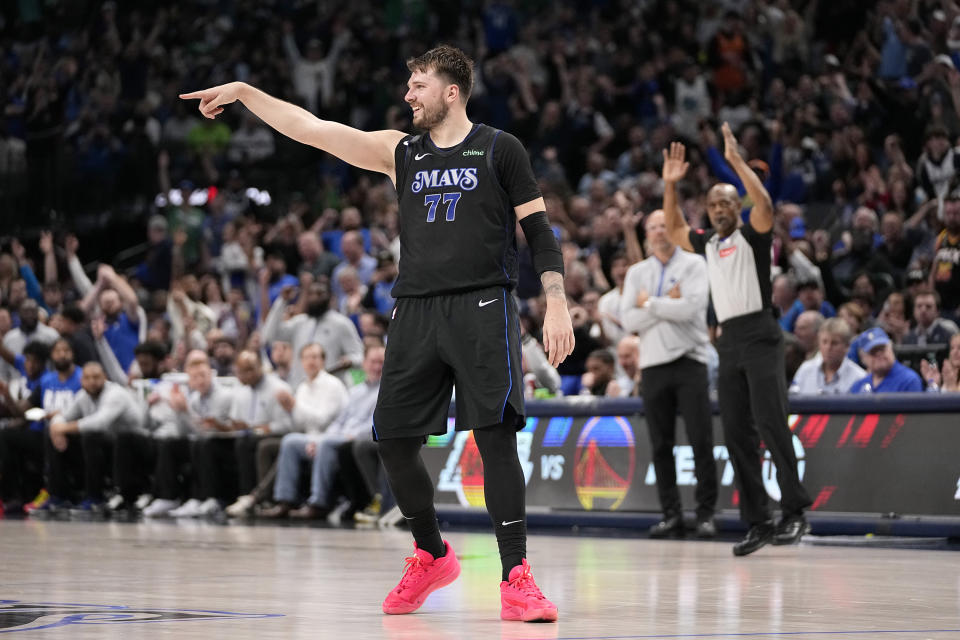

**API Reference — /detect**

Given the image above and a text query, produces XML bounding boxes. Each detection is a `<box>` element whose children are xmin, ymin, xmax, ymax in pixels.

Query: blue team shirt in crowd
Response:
<box><xmin>848</xmin><ymin>361</ymin><xmax>923</xmax><ymax>393</ymax></box>
<box><xmin>104</xmin><ymin>312</ymin><xmax>139</xmax><ymax>372</ymax></box>
<box><xmin>26</xmin><ymin>368</ymin><xmax>83</xmax><ymax>432</ymax></box>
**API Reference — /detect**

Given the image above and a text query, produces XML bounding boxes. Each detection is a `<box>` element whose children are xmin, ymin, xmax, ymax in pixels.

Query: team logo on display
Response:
<box><xmin>0</xmin><ymin>600</ymin><xmax>281</xmax><ymax>633</ymax></box>
<box><xmin>573</xmin><ymin>416</ymin><xmax>636</xmax><ymax>510</ymax></box>
<box><xmin>410</xmin><ymin>168</ymin><xmax>478</xmax><ymax>193</ymax></box>
<box><xmin>437</xmin><ymin>430</ymin><xmax>534</xmax><ymax>507</ymax></box>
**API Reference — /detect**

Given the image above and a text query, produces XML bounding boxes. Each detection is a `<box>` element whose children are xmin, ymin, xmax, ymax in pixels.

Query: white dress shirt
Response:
<box><xmin>293</xmin><ymin>370</ymin><xmax>349</xmax><ymax>434</ymax></box>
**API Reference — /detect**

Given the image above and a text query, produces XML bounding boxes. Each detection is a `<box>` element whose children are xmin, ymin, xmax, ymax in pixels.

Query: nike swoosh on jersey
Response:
<box><xmin>478</xmin><ymin>298</ymin><xmax>499</xmax><ymax>307</ymax></box>
<box><xmin>501</xmin><ymin>519</ymin><xmax>523</xmax><ymax>526</ymax></box>
<box><xmin>415</xmin><ymin>153</ymin><xmax>432</xmax><ymax>160</ymax></box>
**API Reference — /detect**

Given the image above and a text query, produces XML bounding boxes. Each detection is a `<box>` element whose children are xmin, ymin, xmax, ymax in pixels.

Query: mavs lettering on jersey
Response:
<box><xmin>411</xmin><ymin>168</ymin><xmax>479</xmax><ymax>193</ymax></box>
<box><xmin>44</xmin><ymin>388</ymin><xmax>79</xmax><ymax>413</ymax></box>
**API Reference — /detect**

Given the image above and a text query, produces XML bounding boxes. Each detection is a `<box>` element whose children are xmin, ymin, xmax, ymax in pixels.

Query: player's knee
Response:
<box><xmin>376</xmin><ymin>436</ymin><xmax>421</xmax><ymax>470</ymax></box>
<box><xmin>473</xmin><ymin>423</ymin><xmax>517</xmax><ymax>459</ymax></box>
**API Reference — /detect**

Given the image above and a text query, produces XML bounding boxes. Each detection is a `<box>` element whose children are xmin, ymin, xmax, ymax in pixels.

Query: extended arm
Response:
<box><xmin>181</xmin><ymin>82</ymin><xmax>406</xmax><ymax>178</ymax></box>
<box><xmin>99</xmin><ymin>265</ymin><xmax>141</xmax><ymax>319</ymax></box>
<box><xmin>662</xmin><ymin>142</ymin><xmax>695</xmax><ymax>251</ymax></box>
<box><xmin>40</xmin><ymin>231</ymin><xmax>57</xmax><ymax>285</ymax></box>
<box><xmin>721</xmin><ymin>122</ymin><xmax>774</xmax><ymax>233</ymax></box>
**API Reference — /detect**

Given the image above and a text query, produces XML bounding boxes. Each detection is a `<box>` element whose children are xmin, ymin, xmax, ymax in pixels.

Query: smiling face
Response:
<box><xmin>405</xmin><ymin>68</ymin><xmax>453</xmax><ymax>131</ymax></box>
<box><xmin>404</xmin><ymin>46</ymin><xmax>473</xmax><ymax>132</ymax></box>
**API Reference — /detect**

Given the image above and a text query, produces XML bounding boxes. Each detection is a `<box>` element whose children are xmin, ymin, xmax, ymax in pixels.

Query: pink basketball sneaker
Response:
<box><xmin>382</xmin><ymin>541</ymin><xmax>461</xmax><ymax>615</ymax></box>
<box><xmin>500</xmin><ymin>559</ymin><xmax>558</xmax><ymax>622</ymax></box>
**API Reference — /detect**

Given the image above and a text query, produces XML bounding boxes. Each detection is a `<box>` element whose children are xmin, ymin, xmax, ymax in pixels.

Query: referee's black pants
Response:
<box><xmin>716</xmin><ymin>311</ymin><xmax>812</xmax><ymax>526</ymax></box>
<box><xmin>641</xmin><ymin>356</ymin><xmax>717</xmax><ymax>521</ymax></box>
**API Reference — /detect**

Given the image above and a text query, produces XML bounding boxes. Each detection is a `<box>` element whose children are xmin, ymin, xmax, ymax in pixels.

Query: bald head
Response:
<box><xmin>185</xmin><ymin>349</ymin><xmax>209</xmax><ymax>368</ymax></box>
<box><xmin>708</xmin><ymin>183</ymin><xmax>739</xmax><ymax>200</ymax></box>
<box><xmin>235</xmin><ymin>350</ymin><xmax>263</xmax><ymax>387</ymax></box>
<box><xmin>81</xmin><ymin>362</ymin><xmax>107</xmax><ymax>396</ymax></box>
<box><xmin>617</xmin><ymin>335</ymin><xmax>640</xmax><ymax>376</ymax></box>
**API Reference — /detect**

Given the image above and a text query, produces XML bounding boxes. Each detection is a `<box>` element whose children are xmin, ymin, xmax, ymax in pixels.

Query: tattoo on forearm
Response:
<box><xmin>541</xmin><ymin>271</ymin><xmax>565</xmax><ymax>299</ymax></box>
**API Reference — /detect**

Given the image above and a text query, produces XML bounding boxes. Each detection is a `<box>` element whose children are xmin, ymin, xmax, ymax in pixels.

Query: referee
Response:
<box><xmin>620</xmin><ymin>209</ymin><xmax>717</xmax><ymax>538</ymax></box>
<box><xmin>662</xmin><ymin>129</ymin><xmax>812</xmax><ymax>556</ymax></box>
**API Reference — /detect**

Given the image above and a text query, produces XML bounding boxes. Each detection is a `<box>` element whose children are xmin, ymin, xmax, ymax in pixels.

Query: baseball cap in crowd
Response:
<box><xmin>935</xmin><ymin>53</ymin><xmax>956</xmax><ymax>70</ymax></box>
<box><xmin>860</xmin><ymin>328</ymin><xmax>892</xmax><ymax>354</ymax></box>
<box><xmin>748</xmin><ymin>159</ymin><xmax>770</xmax><ymax>180</ymax></box>
<box><xmin>906</xmin><ymin>269</ymin><xmax>926</xmax><ymax>285</ymax></box>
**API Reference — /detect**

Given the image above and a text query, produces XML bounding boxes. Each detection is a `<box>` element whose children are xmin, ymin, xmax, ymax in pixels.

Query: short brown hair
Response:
<box><xmin>407</xmin><ymin>45</ymin><xmax>474</xmax><ymax>102</ymax></box>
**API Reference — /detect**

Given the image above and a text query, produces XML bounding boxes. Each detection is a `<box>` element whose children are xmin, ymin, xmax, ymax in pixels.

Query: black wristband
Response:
<box><xmin>519</xmin><ymin>211</ymin><xmax>564</xmax><ymax>276</ymax></box>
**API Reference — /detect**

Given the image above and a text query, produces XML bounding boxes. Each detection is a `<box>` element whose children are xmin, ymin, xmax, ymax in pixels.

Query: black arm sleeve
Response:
<box><xmin>494</xmin><ymin>131</ymin><xmax>541</xmax><ymax>206</ymax></box>
<box><xmin>519</xmin><ymin>212</ymin><xmax>564</xmax><ymax>276</ymax></box>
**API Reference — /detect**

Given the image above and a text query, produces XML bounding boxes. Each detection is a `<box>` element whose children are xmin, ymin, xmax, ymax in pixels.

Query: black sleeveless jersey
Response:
<box><xmin>391</xmin><ymin>123</ymin><xmax>541</xmax><ymax>298</ymax></box>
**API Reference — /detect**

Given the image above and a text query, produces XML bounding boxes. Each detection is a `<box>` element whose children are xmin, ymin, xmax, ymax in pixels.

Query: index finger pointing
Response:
<box><xmin>179</xmin><ymin>91</ymin><xmax>203</xmax><ymax>100</ymax></box>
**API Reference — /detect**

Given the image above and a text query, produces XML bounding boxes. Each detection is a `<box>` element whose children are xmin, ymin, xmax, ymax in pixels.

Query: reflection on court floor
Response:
<box><xmin>1</xmin><ymin>519</ymin><xmax>957</xmax><ymax>638</ymax></box>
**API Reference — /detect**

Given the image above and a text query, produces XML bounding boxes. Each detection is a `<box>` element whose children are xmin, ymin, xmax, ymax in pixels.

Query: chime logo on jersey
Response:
<box><xmin>411</xmin><ymin>168</ymin><xmax>479</xmax><ymax>193</ymax></box>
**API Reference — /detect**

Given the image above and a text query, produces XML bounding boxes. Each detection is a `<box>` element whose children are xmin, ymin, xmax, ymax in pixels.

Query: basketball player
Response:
<box><xmin>661</xmin><ymin>129</ymin><xmax>812</xmax><ymax>556</ymax></box>
<box><xmin>182</xmin><ymin>45</ymin><xmax>572</xmax><ymax>621</ymax></box>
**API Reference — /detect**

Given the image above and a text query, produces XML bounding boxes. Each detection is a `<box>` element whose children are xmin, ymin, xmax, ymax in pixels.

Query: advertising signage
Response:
<box><xmin>420</xmin><ymin>410</ymin><xmax>960</xmax><ymax>517</ymax></box>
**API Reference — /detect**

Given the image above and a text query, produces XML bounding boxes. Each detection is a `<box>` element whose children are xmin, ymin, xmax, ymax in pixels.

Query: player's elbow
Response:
<box><xmin>756</xmin><ymin>194</ymin><xmax>773</xmax><ymax>217</ymax></box>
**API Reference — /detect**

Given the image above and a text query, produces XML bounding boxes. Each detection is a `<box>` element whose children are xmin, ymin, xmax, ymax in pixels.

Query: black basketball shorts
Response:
<box><xmin>372</xmin><ymin>286</ymin><xmax>525</xmax><ymax>440</ymax></box>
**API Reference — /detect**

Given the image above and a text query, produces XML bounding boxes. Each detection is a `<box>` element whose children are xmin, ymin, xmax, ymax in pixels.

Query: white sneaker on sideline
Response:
<box><xmin>135</xmin><ymin>494</ymin><xmax>154</xmax><ymax>510</ymax></box>
<box><xmin>326</xmin><ymin>500</ymin><xmax>351</xmax><ymax>525</ymax></box>
<box><xmin>197</xmin><ymin>497</ymin><xmax>222</xmax><ymax>516</ymax></box>
<box><xmin>225</xmin><ymin>494</ymin><xmax>256</xmax><ymax>517</ymax></box>
<box><xmin>143</xmin><ymin>498</ymin><xmax>181</xmax><ymax>518</ymax></box>
<box><xmin>378</xmin><ymin>505</ymin><xmax>405</xmax><ymax>527</ymax></box>
<box><xmin>170</xmin><ymin>499</ymin><xmax>203</xmax><ymax>518</ymax></box>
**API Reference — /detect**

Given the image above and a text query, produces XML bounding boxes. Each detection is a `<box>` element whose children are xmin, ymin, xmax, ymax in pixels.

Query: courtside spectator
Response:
<box><xmin>790</xmin><ymin>318</ymin><xmax>866</xmax><ymax>395</ymax></box>
<box><xmin>849</xmin><ymin>329</ymin><xmax>924</xmax><ymax>393</ymax></box>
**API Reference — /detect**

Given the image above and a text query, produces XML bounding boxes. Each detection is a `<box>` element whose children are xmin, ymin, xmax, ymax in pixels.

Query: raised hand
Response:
<box><xmin>180</xmin><ymin>82</ymin><xmax>245</xmax><ymax>119</ymax></box>
<box><xmin>65</xmin><ymin>234</ymin><xmax>79</xmax><ymax>257</ymax></box>
<box><xmin>169</xmin><ymin>383</ymin><xmax>188</xmax><ymax>413</ymax></box>
<box><xmin>39</xmin><ymin>231</ymin><xmax>54</xmax><ymax>255</ymax></box>
<box><xmin>90</xmin><ymin>315</ymin><xmax>106</xmax><ymax>340</ymax></box>
<box><xmin>721</xmin><ymin>122</ymin><xmax>743</xmax><ymax>165</ymax></box>
<box><xmin>661</xmin><ymin>142</ymin><xmax>689</xmax><ymax>184</ymax></box>
<box><xmin>942</xmin><ymin>358</ymin><xmax>959</xmax><ymax>392</ymax></box>
<box><xmin>921</xmin><ymin>359</ymin><xmax>941</xmax><ymax>388</ymax></box>
<box><xmin>10</xmin><ymin>239</ymin><xmax>26</xmax><ymax>265</ymax></box>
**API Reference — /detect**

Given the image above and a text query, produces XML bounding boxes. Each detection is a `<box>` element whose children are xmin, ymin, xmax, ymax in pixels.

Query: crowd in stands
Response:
<box><xmin>3</xmin><ymin>0</ymin><xmax>960</xmax><ymax>518</ymax></box>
